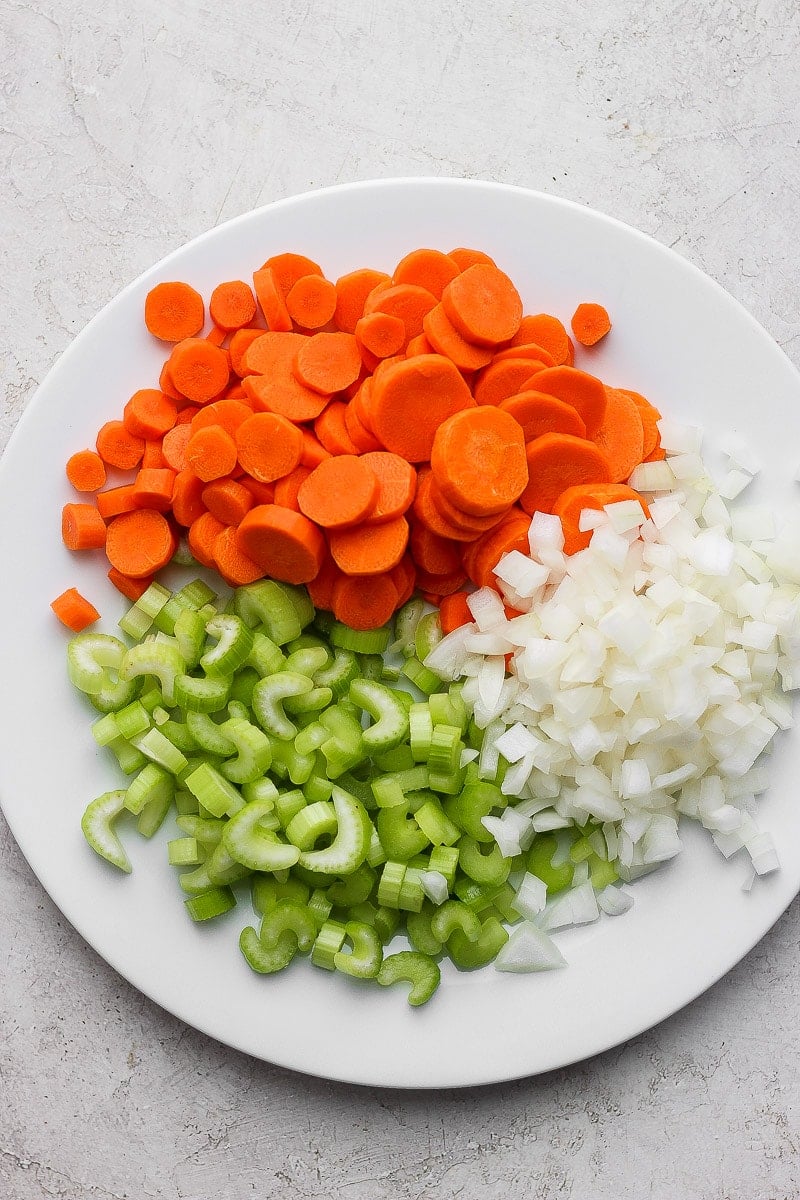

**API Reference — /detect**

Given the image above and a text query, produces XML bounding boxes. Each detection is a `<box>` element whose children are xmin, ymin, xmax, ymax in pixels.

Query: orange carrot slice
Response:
<box><xmin>328</xmin><ymin>516</ymin><xmax>409</xmax><ymax>576</ymax></box>
<box><xmin>519</xmin><ymin>433</ymin><xmax>612</xmax><ymax>515</ymax></box>
<box><xmin>442</xmin><ymin>264</ymin><xmax>522</xmax><ymax>346</ymax></box>
<box><xmin>430</xmin><ymin>407</ymin><xmax>528</xmax><ymax>516</ymax></box>
<box><xmin>369</xmin><ymin>355</ymin><xmax>474</xmax><ymax>463</ymax></box>
<box><xmin>236</xmin><ymin>505</ymin><xmax>326</xmax><ymax>584</ymax></box>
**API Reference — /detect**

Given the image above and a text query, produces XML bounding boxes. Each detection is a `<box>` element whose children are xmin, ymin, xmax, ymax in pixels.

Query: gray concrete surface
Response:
<box><xmin>2</xmin><ymin>0</ymin><xmax>800</xmax><ymax>1196</ymax></box>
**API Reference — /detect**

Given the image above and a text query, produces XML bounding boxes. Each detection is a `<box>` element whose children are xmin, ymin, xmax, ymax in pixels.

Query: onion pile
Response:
<box><xmin>425</xmin><ymin>419</ymin><xmax>799</xmax><ymax>966</ymax></box>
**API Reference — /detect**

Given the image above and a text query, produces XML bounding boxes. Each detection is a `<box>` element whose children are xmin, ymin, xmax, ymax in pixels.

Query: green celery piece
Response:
<box><xmin>349</xmin><ymin>679</ymin><xmax>410</xmax><ymax>752</ymax></box>
<box><xmin>201</xmin><ymin>615</ymin><xmax>254</xmax><ymax>677</ymax></box>
<box><xmin>174</xmin><ymin>673</ymin><xmax>232</xmax><ymax>713</ymax></box>
<box><xmin>430</xmin><ymin>899</ymin><xmax>481</xmax><ymax>945</ymax></box>
<box><xmin>286</xmin><ymin>801</ymin><xmax>336</xmax><ymax>851</ymax></box>
<box><xmin>334</xmin><ymin>921</ymin><xmax>383</xmax><ymax>979</ymax></box>
<box><xmin>223</xmin><ymin>798</ymin><xmax>300</xmax><ymax>871</ymax></box>
<box><xmin>406</xmin><ymin>903</ymin><xmax>444</xmax><ymax>956</ymax></box>
<box><xmin>327</xmin><ymin>863</ymin><xmax>376</xmax><ymax>907</ymax></box>
<box><xmin>329</xmin><ymin>621</ymin><xmax>391</xmax><ymax>654</ymax></box>
<box><xmin>314</xmin><ymin>648</ymin><xmax>359</xmax><ymax>697</ymax></box>
<box><xmin>311</xmin><ymin>918</ymin><xmax>348</xmax><ymax>969</ymax></box>
<box><xmin>240</xmin><ymin>926</ymin><xmax>296</xmax><ymax>973</ymax></box>
<box><xmin>376</xmin><ymin>798</ymin><xmax>430</xmax><ymax>862</ymax></box>
<box><xmin>260</xmin><ymin>900</ymin><xmax>317</xmax><ymax>954</ymax></box>
<box><xmin>391</xmin><ymin>598</ymin><xmax>425</xmax><ymax>655</ymax></box>
<box><xmin>448</xmin><ymin>915</ymin><xmax>508</xmax><ymax>970</ymax></box>
<box><xmin>81</xmin><ymin>790</ymin><xmax>131</xmax><ymax>872</ymax></box>
<box><xmin>118</xmin><ymin>582</ymin><xmax>172</xmax><ymax>640</ymax></box>
<box><xmin>526</xmin><ymin>833</ymin><xmax>575</xmax><ymax>894</ymax></box>
<box><xmin>168</xmin><ymin>837</ymin><xmax>203</xmax><ymax>867</ymax></box>
<box><xmin>458</xmin><ymin>835</ymin><xmax>512</xmax><ymax>887</ymax></box>
<box><xmin>444</xmin><ymin>782</ymin><xmax>506</xmax><ymax>843</ymax></box>
<box><xmin>413</xmin><ymin>798</ymin><xmax>461</xmax><ymax>847</ymax></box>
<box><xmin>251</xmin><ymin>876</ymin><xmax>310</xmax><ymax>916</ymax></box>
<box><xmin>376</xmin><ymin>951</ymin><xmax>441</xmax><ymax>1006</ymax></box>
<box><xmin>414</xmin><ymin>611</ymin><xmax>443</xmax><ymax>661</ymax></box>
<box><xmin>218</xmin><ymin>718</ymin><xmax>272</xmax><ymax>785</ymax></box>
<box><xmin>252</xmin><ymin>672</ymin><xmax>314</xmax><ymax>740</ymax></box>
<box><xmin>120</xmin><ymin>640</ymin><xmax>184</xmax><ymax>705</ymax></box>
<box><xmin>297</xmin><ymin>786</ymin><xmax>370</xmax><ymax>875</ymax></box>
<box><xmin>124</xmin><ymin>763</ymin><xmax>173</xmax><ymax>817</ymax></box>
<box><xmin>184</xmin><ymin>762</ymin><xmax>244</xmax><ymax>818</ymax></box>
<box><xmin>184</xmin><ymin>886</ymin><xmax>236</xmax><ymax>922</ymax></box>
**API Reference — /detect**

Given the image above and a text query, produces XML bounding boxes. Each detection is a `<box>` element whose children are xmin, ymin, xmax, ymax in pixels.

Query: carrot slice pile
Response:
<box><xmin>63</xmin><ymin>249</ymin><xmax>654</xmax><ymax>626</ymax></box>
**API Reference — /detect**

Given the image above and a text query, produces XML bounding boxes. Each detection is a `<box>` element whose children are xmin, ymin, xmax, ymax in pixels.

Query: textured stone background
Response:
<box><xmin>2</xmin><ymin>1</ymin><xmax>800</xmax><ymax>1196</ymax></box>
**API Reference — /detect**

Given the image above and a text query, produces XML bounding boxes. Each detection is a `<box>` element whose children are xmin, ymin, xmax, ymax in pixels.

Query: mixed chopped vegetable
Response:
<box><xmin>53</xmin><ymin>243</ymin><xmax>799</xmax><ymax>1005</ymax></box>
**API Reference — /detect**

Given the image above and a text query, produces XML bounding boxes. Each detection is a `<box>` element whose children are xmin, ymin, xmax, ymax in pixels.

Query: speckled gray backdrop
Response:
<box><xmin>2</xmin><ymin>1</ymin><xmax>800</xmax><ymax>1197</ymax></box>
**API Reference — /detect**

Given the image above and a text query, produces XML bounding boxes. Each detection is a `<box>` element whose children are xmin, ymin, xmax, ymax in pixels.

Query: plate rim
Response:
<box><xmin>2</xmin><ymin>175</ymin><xmax>799</xmax><ymax>1088</ymax></box>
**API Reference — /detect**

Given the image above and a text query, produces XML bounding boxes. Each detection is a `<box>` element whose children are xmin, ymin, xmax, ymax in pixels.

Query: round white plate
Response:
<box><xmin>1</xmin><ymin>178</ymin><xmax>799</xmax><ymax>1089</ymax></box>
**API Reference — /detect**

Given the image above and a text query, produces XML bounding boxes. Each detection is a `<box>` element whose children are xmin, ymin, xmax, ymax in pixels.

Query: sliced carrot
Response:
<box><xmin>201</xmin><ymin>478</ymin><xmax>255</xmax><ymax>526</ymax></box>
<box><xmin>442</xmin><ymin>264</ymin><xmax>522</xmax><ymax>347</ymax></box>
<box><xmin>286</xmin><ymin>274</ymin><xmax>337</xmax><ymax>329</ymax></box>
<box><xmin>332</xmin><ymin>573</ymin><xmax>398</xmax><ymax>631</ymax></box>
<box><xmin>565</xmin><ymin>336</ymin><xmax>575</xmax><ymax>366</ymax></box>
<box><xmin>314</xmin><ymin>402</ymin><xmax>360</xmax><ymax>457</ymax></box>
<box><xmin>224</xmin><ymin>383</ymin><xmax>248</xmax><ymax>401</ymax></box>
<box><xmin>172</xmin><ymin>471</ymin><xmax>207</xmax><ymax>526</ymax></box>
<box><xmin>422</xmin><ymin>304</ymin><xmax>494</xmax><ymax>372</ymax></box>
<box><xmin>644</xmin><ymin>445</ymin><xmax>667</xmax><ymax>462</ymax></box>
<box><xmin>430</xmin><ymin>407</ymin><xmax>527</xmax><ymax>516</ymax></box>
<box><xmin>235</xmin><ymin>413</ymin><xmax>303</xmax><ymax>483</ymax></box>
<box><xmin>261</xmin><ymin>253</ymin><xmax>322</xmax><ymax>296</ymax></box>
<box><xmin>51</xmin><ymin>588</ymin><xmax>100</xmax><ymax>632</ymax></box>
<box><xmin>185</xmin><ymin>425</ymin><xmax>238</xmax><ymax>483</ymax></box>
<box><xmin>95</xmin><ymin>485</ymin><xmax>139</xmax><ymax>521</ymax></box>
<box><xmin>229</xmin><ymin>327</ymin><xmax>267</xmax><ymax>377</ymax></box>
<box><xmin>351</xmin><ymin>378</ymin><xmax>376</xmax><ymax>433</ymax></box>
<box><xmin>499</xmin><ymin>391</ymin><xmax>587</xmax><ymax>440</ymax></box>
<box><xmin>447</xmin><ymin>247</ymin><xmax>495</xmax><ymax>270</ymax></box>
<box><xmin>66</xmin><ymin>450</ymin><xmax>106</xmax><ymax>493</ymax></box>
<box><xmin>344</xmin><ymin>401</ymin><xmax>382</xmax><ymax>454</ymax></box>
<box><xmin>107</xmin><ymin>568</ymin><xmax>153</xmax><ymax>602</ymax></box>
<box><xmin>464</xmin><ymin>512</ymin><xmax>531</xmax><ymax>588</ymax></box>
<box><xmin>240</xmin><ymin>374</ymin><xmax>330</xmax><ymax>425</ymax></box>
<box><xmin>622</xmin><ymin>390</ymin><xmax>662</xmax><ymax>458</ymax></box>
<box><xmin>62</xmin><ymin>503</ymin><xmax>106</xmax><ymax>551</ymax></box>
<box><xmin>439</xmin><ymin>591</ymin><xmax>473</xmax><ymax>634</ymax></box>
<box><xmin>571</xmin><ymin>302</ymin><xmax>611</xmax><ymax>346</ymax></box>
<box><xmin>293</xmin><ymin>332</ymin><xmax>362</xmax><ymax>395</ymax></box>
<box><xmin>158</xmin><ymin>359</ymin><xmax>185</xmax><ymax>402</ymax></box>
<box><xmin>213</xmin><ymin>525</ymin><xmax>264</xmax><ymax>586</ymax></box>
<box><xmin>142</xmin><ymin>441</ymin><xmax>166</xmax><ymax>469</ymax></box>
<box><xmin>305</xmin><ymin>557</ymin><xmax>342</xmax><ymax>611</ymax></box>
<box><xmin>390</xmin><ymin>554</ymin><xmax>417</xmax><ymax>606</ymax></box>
<box><xmin>334</xmin><ymin>268</ymin><xmax>391</xmax><ymax>334</ymax></box>
<box><xmin>144</xmin><ymin>282</ymin><xmax>204</xmax><ymax>343</ymax></box>
<box><xmin>364</xmin><ymin>284</ymin><xmax>438</xmax><ymax>347</ymax></box>
<box><xmin>553</xmin><ymin>483</ymin><xmax>649</xmax><ymax>555</ymax></box>
<box><xmin>241</xmin><ymin>478</ymin><xmax>276</xmax><ymax>506</ymax></box>
<box><xmin>132</xmin><ymin>468</ymin><xmax>176</xmax><ymax>512</ymax></box>
<box><xmin>297</xmin><ymin>456</ymin><xmax>379</xmax><ymax>529</ymax></box>
<box><xmin>492</xmin><ymin>344</ymin><xmax>555</xmax><ymax>367</ymax></box>
<box><xmin>474</xmin><ymin>358</ymin><xmax>552</xmax><ymax>406</ymax></box>
<box><xmin>96</xmin><ymin>421</ymin><xmax>145</xmax><ymax>471</ymax></box>
<box><xmin>591</xmin><ymin>387</ymin><xmax>645</xmax><ymax>483</ymax></box>
<box><xmin>414</xmin><ymin>567</ymin><xmax>468</xmax><ymax>596</ymax></box>
<box><xmin>175</xmin><ymin>405</ymin><xmax>201</xmax><ymax>425</ymax></box>
<box><xmin>252</xmin><ymin>267</ymin><xmax>292</xmax><ymax>332</ymax></box>
<box><xmin>191</xmin><ymin>399</ymin><xmax>253</xmax><ymax>439</ymax></box>
<box><xmin>406</xmin><ymin>333</ymin><xmax>434</xmax><ymax>356</ymax></box>
<box><xmin>519</xmin><ymin>433</ymin><xmax>612</xmax><ymax>515</ymax></box>
<box><xmin>300</xmin><ymin>430</ymin><xmax>332</xmax><ymax>468</ymax></box>
<box><xmin>328</xmin><ymin>515</ymin><xmax>409</xmax><ymax>577</ymax></box>
<box><xmin>522</xmin><ymin>366</ymin><xmax>608</xmax><ymax>438</ymax></box>
<box><xmin>429</xmin><ymin>476</ymin><xmax>509</xmax><ymax>534</ymax></box>
<box><xmin>188</xmin><ymin>512</ymin><xmax>226</xmax><ymax>568</ymax></box>
<box><xmin>410</xmin><ymin>524</ymin><xmax>463</xmax><ymax>576</ymax></box>
<box><xmin>209</xmin><ymin>281</ymin><xmax>257</xmax><ymax>331</ymax></box>
<box><xmin>369</xmin><ymin>354</ymin><xmax>474</xmax><ymax>463</ymax></box>
<box><xmin>236</xmin><ymin>505</ymin><xmax>326</xmax><ymax>584</ymax></box>
<box><xmin>355</xmin><ymin>312</ymin><xmax>406</xmax><ymax>359</ymax></box>
<box><xmin>206</xmin><ymin>325</ymin><xmax>228</xmax><ymax>348</ymax></box>
<box><xmin>169</xmin><ymin>339</ymin><xmax>230</xmax><ymax>404</ymax></box>
<box><xmin>105</xmin><ymin>510</ymin><xmax>176</xmax><ymax>578</ymax></box>
<box><xmin>510</xmin><ymin>314</ymin><xmax>571</xmax><ymax>363</ymax></box>
<box><xmin>392</xmin><ymin>249</ymin><xmax>460</xmax><ymax>299</ymax></box>
<box><xmin>412</xmin><ymin>470</ymin><xmax>482</xmax><ymax>543</ymax></box>
<box><xmin>358</xmin><ymin>451</ymin><xmax>417</xmax><ymax>522</ymax></box>
<box><xmin>273</xmin><ymin>466</ymin><xmax>313</xmax><ymax>512</ymax></box>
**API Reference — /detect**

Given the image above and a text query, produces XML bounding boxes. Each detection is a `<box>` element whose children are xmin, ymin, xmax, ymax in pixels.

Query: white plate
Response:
<box><xmin>1</xmin><ymin>178</ymin><xmax>799</xmax><ymax>1089</ymax></box>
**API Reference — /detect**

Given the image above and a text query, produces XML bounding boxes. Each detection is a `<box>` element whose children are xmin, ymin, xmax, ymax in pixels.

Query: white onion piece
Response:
<box><xmin>597</xmin><ymin>885</ymin><xmax>635</xmax><ymax>916</ymax></box>
<box><xmin>511</xmin><ymin>872</ymin><xmax>548</xmax><ymax>919</ymax></box>
<box><xmin>495</xmin><ymin>922</ymin><xmax>566</xmax><ymax>972</ymax></box>
<box><xmin>419</xmin><ymin>870</ymin><xmax>448</xmax><ymax>905</ymax></box>
<box><xmin>720</xmin><ymin>431</ymin><xmax>762</xmax><ymax>476</ymax></box>
<box><xmin>537</xmin><ymin>881</ymin><xmax>600</xmax><ymax>931</ymax></box>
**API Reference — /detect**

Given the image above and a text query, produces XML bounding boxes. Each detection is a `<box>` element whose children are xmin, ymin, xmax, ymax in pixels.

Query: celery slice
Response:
<box><xmin>81</xmin><ymin>790</ymin><xmax>131</xmax><ymax>872</ymax></box>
